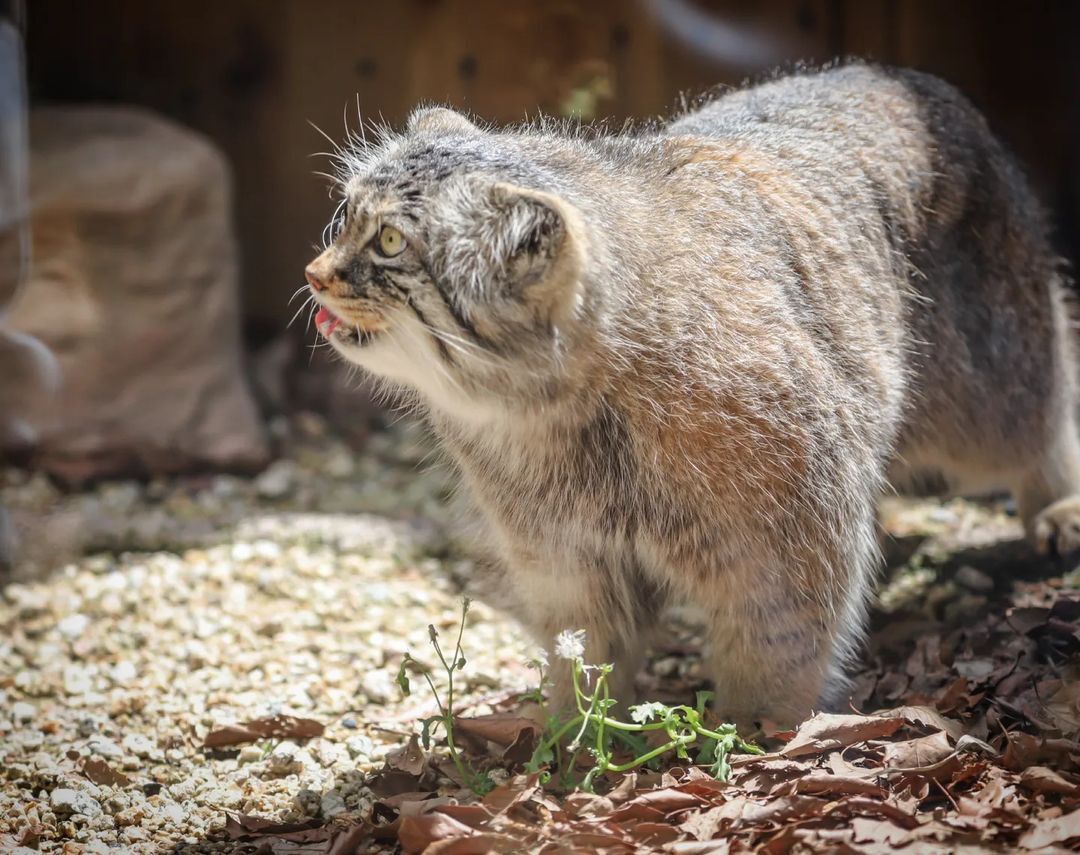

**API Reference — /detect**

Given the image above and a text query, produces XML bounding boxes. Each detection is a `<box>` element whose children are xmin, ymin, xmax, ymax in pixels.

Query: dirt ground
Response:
<box><xmin>1</xmin><ymin>416</ymin><xmax>1077</xmax><ymax>853</ymax></box>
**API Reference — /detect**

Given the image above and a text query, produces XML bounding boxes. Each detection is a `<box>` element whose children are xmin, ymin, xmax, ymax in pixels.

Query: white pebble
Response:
<box><xmin>320</xmin><ymin>790</ymin><xmax>347</xmax><ymax>817</ymax></box>
<box><xmin>109</xmin><ymin>661</ymin><xmax>137</xmax><ymax>684</ymax></box>
<box><xmin>121</xmin><ymin>733</ymin><xmax>157</xmax><ymax>759</ymax></box>
<box><xmin>51</xmin><ymin>788</ymin><xmax>103</xmax><ymax>818</ymax></box>
<box><xmin>58</xmin><ymin>614</ymin><xmax>91</xmax><ymax>640</ymax></box>
<box><xmin>345</xmin><ymin>734</ymin><xmax>374</xmax><ymax>760</ymax></box>
<box><xmin>87</xmin><ymin>735</ymin><xmax>123</xmax><ymax>759</ymax></box>
<box><xmin>12</xmin><ymin>701</ymin><xmax>35</xmax><ymax>722</ymax></box>
<box><xmin>63</xmin><ymin>664</ymin><xmax>95</xmax><ymax>695</ymax></box>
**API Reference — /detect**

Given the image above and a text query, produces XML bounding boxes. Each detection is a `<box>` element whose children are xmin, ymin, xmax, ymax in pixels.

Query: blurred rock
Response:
<box><xmin>4</xmin><ymin>106</ymin><xmax>268</xmax><ymax>484</ymax></box>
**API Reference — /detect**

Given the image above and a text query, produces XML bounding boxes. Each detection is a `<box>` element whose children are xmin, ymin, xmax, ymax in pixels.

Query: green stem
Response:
<box><xmin>605</xmin><ymin>735</ymin><xmax>695</xmax><ymax>773</ymax></box>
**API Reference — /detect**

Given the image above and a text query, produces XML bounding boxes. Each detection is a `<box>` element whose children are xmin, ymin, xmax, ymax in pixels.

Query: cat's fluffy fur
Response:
<box><xmin>306</xmin><ymin>63</ymin><xmax>1080</xmax><ymax>727</ymax></box>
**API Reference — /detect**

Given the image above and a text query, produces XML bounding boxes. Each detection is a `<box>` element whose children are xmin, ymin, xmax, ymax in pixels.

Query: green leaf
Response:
<box><xmin>709</xmin><ymin>743</ymin><xmax>732</xmax><ymax>781</ymax></box>
<box><xmin>395</xmin><ymin>658</ymin><xmax>412</xmax><ymax>697</ymax></box>
<box><xmin>696</xmin><ymin>736</ymin><xmax>717</xmax><ymax>766</ymax></box>
<box><xmin>419</xmin><ymin>716</ymin><xmax>440</xmax><ymax>750</ymax></box>
<box><xmin>628</xmin><ymin>701</ymin><xmax>669</xmax><ymax>724</ymax></box>
<box><xmin>526</xmin><ymin>742</ymin><xmax>555</xmax><ymax>772</ymax></box>
<box><xmin>695</xmin><ymin>690</ymin><xmax>714</xmax><ymax>715</ymax></box>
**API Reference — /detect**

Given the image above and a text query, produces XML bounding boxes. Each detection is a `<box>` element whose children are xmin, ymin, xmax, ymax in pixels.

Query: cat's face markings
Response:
<box><xmin>308</xmin><ymin>120</ymin><xmax>589</xmax><ymax>415</ymax></box>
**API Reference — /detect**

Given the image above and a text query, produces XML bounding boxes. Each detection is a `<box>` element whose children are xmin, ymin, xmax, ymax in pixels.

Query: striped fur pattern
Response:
<box><xmin>306</xmin><ymin>63</ymin><xmax>1080</xmax><ymax>727</ymax></box>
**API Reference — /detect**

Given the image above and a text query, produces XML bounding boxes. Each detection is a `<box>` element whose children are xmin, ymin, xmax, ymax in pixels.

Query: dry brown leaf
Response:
<box><xmin>849</xmin><ymin>816</ymin><xmax>915</xmax><ymax>846</ymax></box>
<box><xmin>203</xmin><ymin>715</ymin><xmax>324</xmax><ymax>749</ymax></box>
<box><xmin>1007</xmin><ymin>606</ymin><xmax>1052</xmax><ymax>636</ymax></box>
<box><xmin>564</xmin><ymin>790</ymin><xmax>615</xmax><ymax>819</ymax></box>
<box><xmin>1019</xmin><ymin>808</ymin><xmax>1080</xmax><ymax>850</ymax></box>
<box><xmin>678</xmin><ymin>803</ymin><xmax>733</xmax><ymax>841</ymax></box>
<box><xmin>1018</xmin><ymin>765</ymin><xmax>1080</xmax><ymax>796</ymax></box>
<box><xmin>882</xmin><ymin>730</ymin><xmax>954</xmax><ymax>769</ymax></box>
<box><xmin>622</xmin><ymin>787</ymin><xmax>703</xmax><ymax>813</ymax></box>
<box><xmin>387</xmin><ymin>734</ymin><xmax>426</xmax><ymax>776</ymax></box>
<box><xmin>733</xmin><ymin>757</ymin><xmax>808</xmax><ymax>793</ymax></box>
<box><xmin>876</xmin><ymin>705</ymin><xmax>964</xmax><ymax>741</ymax></box>
<box><xmin>1042</xmin><ymin>674</ymin><xmax>1080</xmax><ymax>740</ymax></box>
<box><xmin>728</xmin><ymin>793</ymin><xmax>827</xmax><ymax>827</ymax></box>
<box><xmin>793</xmin><ymin>772</ymin><xmax>886</xmax><ymax>797</ymax></box>
<box><xmin>424</xmin><ymin>833</ymin><xmax>525</xmax><ymax>854</ymax></box>
<box><xmin>452</xmin><ymin>713</ymin><xmax>540</xmax><ymax>748</ymax></box>
<box><xmin>433</xmin><ymin>804</ymin><xmax>502</xmax><ymax>829</ymax></box>
<box><xmin>369</xmin><ymin>769</ymin><xmax>427</xmax><ymax>799</ymax></box>
<box><xmin>398</xmin><ymin>813</ymin><xmax>477</xmax><ymax>854</ymax></box>
<box><xmin>480</xmin><ymin>774</ymin><xmax>540</xmax><ymax>814</ymax></box>
<box><xmin>781</xmin><ymin>713</ymin><xmax>905</xmax><ymax>757</ymax></box>
<box><xmin>631</xmin><ymin>821</ymin><xmax>682</xmax><ymax>845</ymax></box>
<box><xmin>223</xmin><ymin>813</ymin><xmax>329</xmax><ymax>842</ymax></box>
<box><xmin>80</xmin><ymin>757</ymin><xmax>131</xmax><ymax>788</ymax></box>
<box><xmin>1002</xmin><ymin>732</ymin><xmax>1080</xmax><ymax>773</ymax></box>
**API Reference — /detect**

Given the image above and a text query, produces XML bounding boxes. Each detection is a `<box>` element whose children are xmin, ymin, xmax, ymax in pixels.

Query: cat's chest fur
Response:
<box><xmin>434</xmin><ymin>403</ymin><xmax>646</xmax><ymax>556</ymax></box>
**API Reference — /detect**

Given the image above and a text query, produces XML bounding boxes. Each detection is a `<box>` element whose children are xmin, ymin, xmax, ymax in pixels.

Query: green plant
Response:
<box><xmin>524</xmin><ymin>629</ymin><xmax>763</xmax><ymax>791</ymax></box>
<box><xmin>398</xmin><ymin>600</ymin><xmax>761</xmax><ymax>796</ymax></box>
<box><xmin>396</xmin><ymin>597</ymin><xmax>493</xmax><ymax>794</ymax></box>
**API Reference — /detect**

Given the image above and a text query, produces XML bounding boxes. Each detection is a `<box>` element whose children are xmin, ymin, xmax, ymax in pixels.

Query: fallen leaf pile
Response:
<box><xmin>214</xmin><ymin>578</ymin><xmax>1079</xmax><ymax>854</ymax></box>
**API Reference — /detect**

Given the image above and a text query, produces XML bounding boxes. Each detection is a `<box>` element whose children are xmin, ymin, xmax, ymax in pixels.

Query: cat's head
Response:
<box><xmin>305</xmin><ymin>107</ymin><xmax>592</xmax><ymax>423</ymax></box>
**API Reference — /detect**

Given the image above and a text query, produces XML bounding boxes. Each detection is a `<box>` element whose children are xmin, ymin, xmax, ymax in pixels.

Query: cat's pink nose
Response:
<box><xmin>305</xmin><ymin>266</ymin><xmax>327</xmax><ymax>292</ymax></box>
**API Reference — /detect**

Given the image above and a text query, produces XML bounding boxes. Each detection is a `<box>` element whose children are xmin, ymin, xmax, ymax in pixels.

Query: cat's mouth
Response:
<box><xmin>315</xmin><ymin>306</ymin><xmax>380</xmax><ymax>347</ymax></box>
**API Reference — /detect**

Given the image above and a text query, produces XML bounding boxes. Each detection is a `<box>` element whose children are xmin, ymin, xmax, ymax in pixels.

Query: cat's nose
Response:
<box><xmin>305</xmin><ymin>265</ymin><xmax>328</xmax><ymax>292</ymax></box>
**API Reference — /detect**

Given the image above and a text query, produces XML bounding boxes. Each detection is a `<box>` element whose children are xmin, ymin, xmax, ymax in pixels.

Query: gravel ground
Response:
<box><xmin>0</xmin><ymin>415</ymin><xmax>1054</xmax><ymax>853</ymax></box>
<box><xmin>0</xmin><ymin>417</ymin><xmax>540</xmax><ymax>853</ymax></box>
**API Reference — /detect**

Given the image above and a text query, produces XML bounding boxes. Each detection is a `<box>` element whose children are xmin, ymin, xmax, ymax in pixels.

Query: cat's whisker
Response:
<box><xmin>307</xmin><ymin>120</ymin><xmax>344</xmax><ymax>156</ymax></box>
<box><xmin>286</xmin><ymin>293</ymin><xmax>317</xmax><ymax>330</ymax></box>
<box><xmin>288</xmin><ymin>284</ymin><xmax>312</xmax><ymax>305</ymax></box>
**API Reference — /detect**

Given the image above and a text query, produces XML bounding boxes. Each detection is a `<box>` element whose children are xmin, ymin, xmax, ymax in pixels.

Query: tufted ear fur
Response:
<box><xmin>407</xmin><ymin>106</ymin><xmax>481</xmax><ymax>137</ymax></box>
<box><xmin>483</xmin><ymin>183</ymin><xmax>586</xmax><ymax>322</ymax></box>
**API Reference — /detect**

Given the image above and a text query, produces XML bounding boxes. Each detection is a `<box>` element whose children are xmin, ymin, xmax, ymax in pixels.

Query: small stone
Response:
<box><xmin>255</xmin><ymin>461</ymin><xmax>297</xmax><ymax>499</ymax></box>
<box><xmin>325</xmin><ymin>449</ymin><xmax>355</xmax><ymax>478</ymax></box>
<box><xmin>954</xmin><ymin>565</ymin><xmax>994</xmax><ymax>593</ymax></box>
<box><xmin>77</xmin><ymin>717</ymin><xmax>99</xmax><ymax>738</ymax></box>
<box><xmin>265</xmin><ymin>742</ymin><xmax>304</xmax><ymax>777</ymax></box>
<box><xmin>63</xmin><ymin>665</ymin><xmax>94</xmax><ymax>696</ymax></box>
<box><xmin>651</xmin><ymin>656</ymin><xmax>680</xmax><ymax>678</ymax></box>
<box><xmin>320</xmin><ymin>790</ymin><xmax>347</xmax><ymax>818</ymax></box>
<box><xmin>51</xmin><ymin>788</ymin><xmax>103</xmax><ymax>819</ymax></box>
<box><xmin>360</xmin><ymin>669</ymin><xmax>394</xmax><ymax>704</ymax></box>
<box><xmin>160</xmin><ymin>802</ymin><xmax>185</xmax><ymax>824</ymax></box>
<box><xmin>57</xmin><ymin>614</ymin><xmax>90</xmax><ymax>640</ymax></box>
<box><xmin>341</xmin><ymin>716</ymin><xmax>358</xmax><ymax>730</ymax></box>
<box><xmin>109</xmin><ymin>661</ymin><xmax>137</xmax><ymax>684</ymax></box>
<box><xmin>12</xmin><ymin>701</ymin><xmax>36</xmax><ymax>722</ymax></box>
<box><xmin>237</xmin><ymin>745</ymin><xmax>263</xmax><ymax>766</ymax></box>
<box><xmin>87</xmin><ymin>735</ymin><xmax>123</xmax><ymax>759</ymax></box>
<box><xmin>121</xmin><ymin>733</ymin><xmax>157</xmax><ymax>759</ymax></box>
<box><xmin>14</xmin><ymin>728</ymin><xmax>44</xmax><ymax>749</ymax></box>
<box><xmin>345</xmin><ymin>734</ymin><xmax>373</xmax><ymax>760</ymax></box>
<box><xmin>291</xmin><ymin>789</ymin><xmax>321</xmax><ymax>818</ymax></box>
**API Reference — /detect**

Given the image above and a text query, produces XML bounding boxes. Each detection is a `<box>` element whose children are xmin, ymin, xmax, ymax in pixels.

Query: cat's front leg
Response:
<box><xmin>507</xmin><ymin>553</ymin><xmax>655</xmax><ymax>716</ymax></box>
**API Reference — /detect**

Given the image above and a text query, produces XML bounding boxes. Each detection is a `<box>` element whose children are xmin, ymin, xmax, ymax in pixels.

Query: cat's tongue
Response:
<box><xmin>315</xmin><ymin>307</ymin><xmax>341</xmax><ymax>337</ymax></box>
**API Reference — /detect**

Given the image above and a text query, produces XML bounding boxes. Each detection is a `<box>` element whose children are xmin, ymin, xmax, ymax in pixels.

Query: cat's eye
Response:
<box><xmin>377</xmin><ymin>225</ymin><xmax>406</xmax><ymax>258</ymax></box>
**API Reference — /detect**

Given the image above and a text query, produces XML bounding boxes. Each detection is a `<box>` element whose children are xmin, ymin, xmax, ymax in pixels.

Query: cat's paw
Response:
<box><xmin>1033</xmin><ymin>496</ymin><xmax>1080</xmax><ymax>557</ymax></box>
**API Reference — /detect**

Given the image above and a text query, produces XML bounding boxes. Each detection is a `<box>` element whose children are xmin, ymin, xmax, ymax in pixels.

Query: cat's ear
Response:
<box><xmin>407</xmin><ymin>106</ymin><xmax>481</xmax><ymax>137</ymax></box>
<box><xmin>486</xmin><ymin>183</ymin><xmax>586</xmax><ymax>321</ymax></box>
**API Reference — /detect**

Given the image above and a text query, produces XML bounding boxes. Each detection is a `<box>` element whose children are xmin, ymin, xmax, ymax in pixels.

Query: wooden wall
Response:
<box><xmin>25</xmin><ymin>0</ymin><xmax>1080</xmax><ymax>333</ymax></box>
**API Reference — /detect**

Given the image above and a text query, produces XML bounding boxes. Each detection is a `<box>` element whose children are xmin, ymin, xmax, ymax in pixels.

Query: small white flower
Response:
<box><xmin>629</xmin><ymin>701</ymin><xmax>669</xmax><ymax>724</ymax></box>
<box><xmin>526</xmin><ymin>648</ymin><xmax>549</xmax><ymax>670</ymax></box>
<box><xmin>554</xmin><ymin>629</ymin><xmax>586</xmax><ymax>661</ymax></box>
